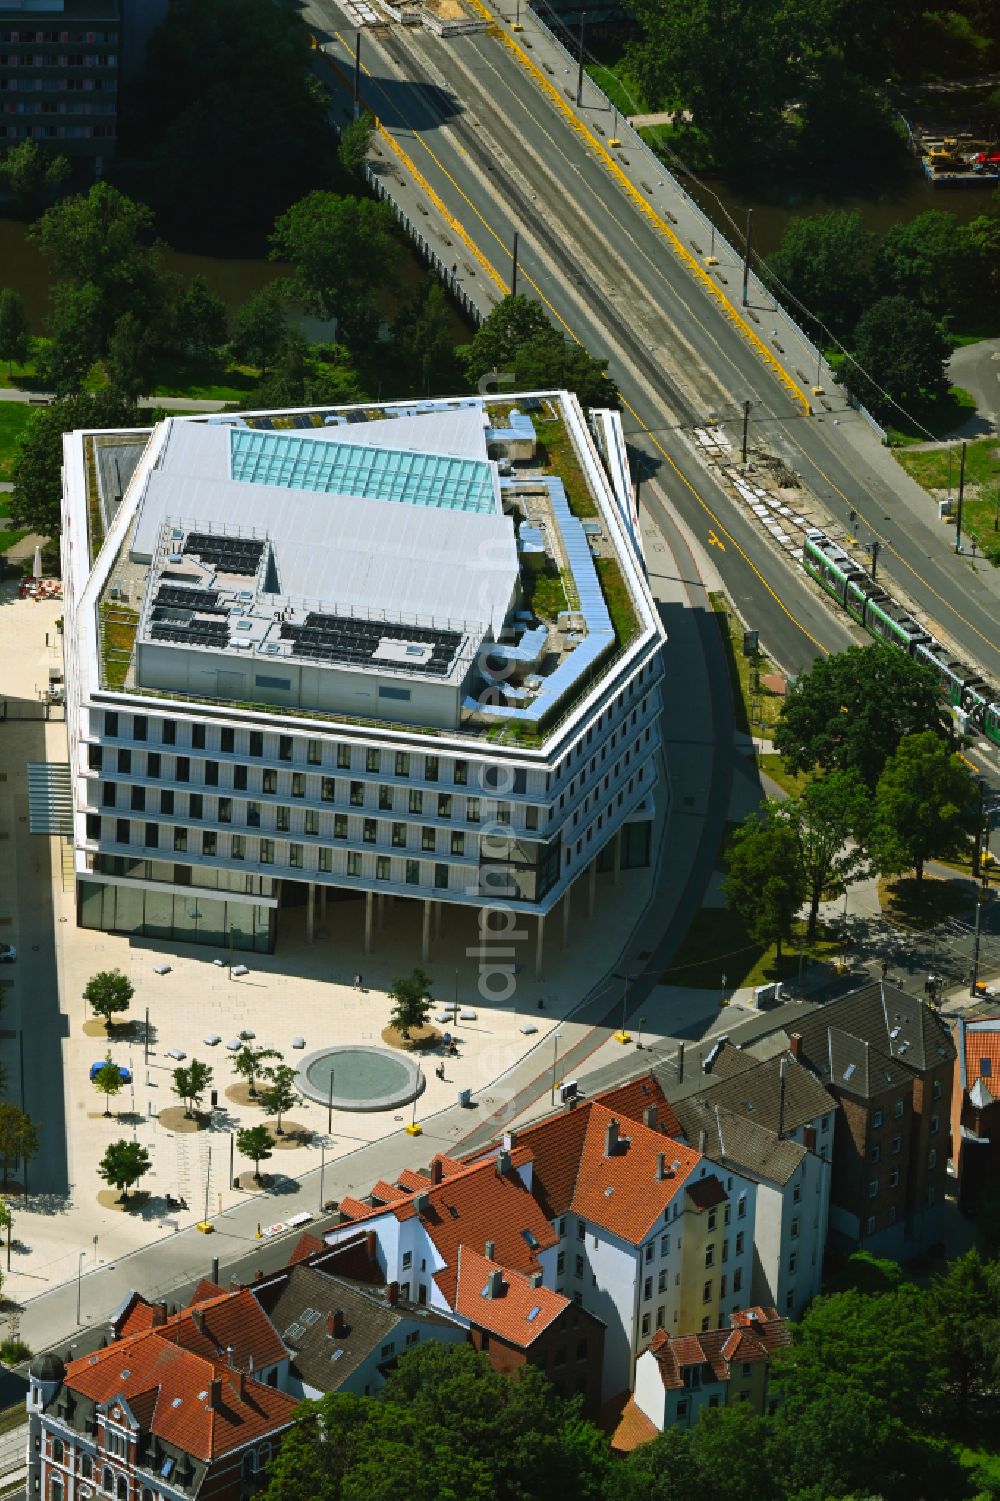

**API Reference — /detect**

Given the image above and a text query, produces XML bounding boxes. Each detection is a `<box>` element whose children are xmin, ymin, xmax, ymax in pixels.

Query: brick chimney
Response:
<box><xmin>777</xmin><ymin>1057</ymin><xmax>787</xmax><ymax>1140</ymax></box>
<box><xmin>496</xmin><ymin>1149</ymin><xmax>511</xmax><ymax>1177</ymax></box>
<box><xmin>192</xmin><ymin>1308</ymin><xmax>206</xmax><ymax>1335</ymax></box>
<box><xmin>431</xmin><ymin>1158</ymin><xmax>443</xmax><ymax>1186</ymax></box>
<box><xmin>208</xmin><ymin>1377</ymin><xmax>222</xmax><ymax>1411</ymax></box>
<box><xmin>485</xmin><ymin>1239</ymin><xmax>495</xmax><ymax>1261</ymax></box>
<box><xmin>150</xmin><ymin>1302</ymin><xmax>167</xmax><ymax>1328</ymax></box>
<box><xmin>328</xmin><ymin>1308</ymin><xmax>347</xmax><ymax>1336</ymax></box>
<box><xmin>482</xmin><ymin>1268</ymin><xmax>504</xmax><ymax>1299</ymax></box>
<box><xmin>502</xmin><ymin>1131</ymin><xmax>516</xmax><ymax>1151</ymax></box>
<box><xmin>604</xmin><ymin>1119</ymin><xmax>620</xmax><ymax>1158</ymax></box>
<box><xmin>789</xmin><ymin>1033</ymin><xmax>802</xmax><ymax>1060</ymax></box>
<box><xmin>366</xmin><ymin>1229</ymin><xmax>377</xmax><ymax>1263</ymax></box>
<box><xmin>804</xmin><ymin>1124</ymin><xmax>817</xmax><ymax>1152</ymax></box>
<box><xmin>643</xmin><ymin>1105</ymin><xmax>658</xmax><ymax>1129</ymax></box>
<box><xmin>656</xmin><ymin>1152</ymin><xmax>670</xmax><ymax>1181</ymax></box>
<box><xmin>698</xmin><ymin>1129</ymin><xmax>707</xmax><ymax>1153</ymax></box>
<box><xmin>238</xmin><ymin>1369</ymin><xmax>247</xmax><ymax>1401</ymax></box>
<box><xmin>386</xmin><ymin>1281</ymin><xmax>399</xmax><ymax>1306</ymax></box>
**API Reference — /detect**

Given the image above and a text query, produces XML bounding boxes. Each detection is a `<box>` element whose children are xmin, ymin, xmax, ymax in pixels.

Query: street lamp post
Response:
<box><xmin>76</xmin><ymin>1249</ymin><xmax>86</xmax><ymax>1324</ymax></box>
<box><xmin>319</xmin><ymin>1139</ymin><xmax>326</xmax><ymax>1213</ymax></box>
<box><xmin>327</xmin><ymin>1068</ymin><xmax>335</xmax><ymax>1134</ymax></box>
<box><xmin>620</xmin><ymin>971</ymin><xmax>630</xmax><ymax>1034</ymax></box>
<box><xmin>637</xmin><ymin>1015</ymin><xmax>646</xmax><ymax>1050</ymax></box>
<box><xmin>550</xmin><ymin>1029</ymin><xmax>561</xmax><ymax>1104</ymax></box>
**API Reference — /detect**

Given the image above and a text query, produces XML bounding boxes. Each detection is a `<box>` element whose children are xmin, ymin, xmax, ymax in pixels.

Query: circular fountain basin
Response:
<box><xmin>296</xmin><ymin>1045</ymin><xmax>424</xmax><ymax>1113</ymax></box>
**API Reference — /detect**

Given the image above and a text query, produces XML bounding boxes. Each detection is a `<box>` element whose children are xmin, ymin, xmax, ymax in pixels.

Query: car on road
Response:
<box><xmin>0</xmin><ymin>944</ymin><xmax>16</xmax><ymax>963</ymax></box>
<box><xmin>89</xmin><ymin>1062</ymin><xmax>132</xmax><ymax>1083</ymax></box>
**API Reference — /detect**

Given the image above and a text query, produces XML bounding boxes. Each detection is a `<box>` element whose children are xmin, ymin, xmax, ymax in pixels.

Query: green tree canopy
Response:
<box><xmin>237</xmin><ymin>1123</ymin><xmax>274</xmax><ymax>1184</ymax></box>
<box><xmin>260</xmin><ymin>1063</ymin><xmax>299</xmax><ymax>1136</ymax></box>
<box><xmin>871</xmin><ymin>729</ymin><xmax>978</xmax><ymax>882</ymax></box>
<box><xmin>463</xmin><ymin>296</ymin><xmax>617</xmax><ymax>407</ymax></box>
<box><xmin>9</xmin><ymin>390</ymin><xmax>135</xmax><ymax>536</ymax></box>
<box><xmin>84</xmin><ymin>968</ymin><xmax>135</xmax><ymax>1029</ymax></box>
<box><xmin>0</xmin><ymin>289</ymin><xmax>30</xmax><ymax>376</ymax></box>
<box><xmin>391</xmin><ymin>277</ymin><xmax>464</xmax><ymax>398</ymax></box>
<box><xmin>93</xmin><ymin>1055</ymin><xmax>124</xmax><ymax>1118</ymax></box>
<box><xmin>926</xmin><ymin>1249</ymin><xmax>1000</xmax><ymax>1425</ymax></box>
<box><xmin>37</xmin><ymin>282</ymin><xmax>103</xmax><ymax>395</ymax></box>
<box><xmin>0</xmin><ymin>139</ymin><xmax>69</xmax><ymax>214</ymax></box>
<box><xmin>98</xmin><ymin>1139</ymin><xmax>151</xmax><ymax>1202</ymax></box>
<box><xmin>338</xmin><ymin>114</ymin><xmax>376</xmax><ymax>176</ymax></box>
<box><xmin>231</xmin><ymin>283</ymin><xmax>292</xmax><ymax>376</ymax></box>
<box><xmin>388</xmin><ymin>968</ymin><xmax>434</xmax><ymax>1039</ymax></box>
<box><xmin>105</xmin><ymin>312</ymin><xmax>157</xmax><ymax>404</ymax></box>
<box><xmin>773</xmin><ymin>645</ymin><xmax>946</xmax><ymax>790</ymax></box>
<box><xmin>878</xmin><ymin>210</ymin><xmax>979</xmax><ymax>321</ymax></box>
<box><xmin>765</xmin><ymin>212</ymin><xmax>879</xmax><ymax>340</ymax></box>
<box><xmin>138</xmin><ymin>0</ymin><xmax>333</xmax><ymax>244</ymax></box>
<box><xmin>776</xmin><ymin>769</ymin><xmax>870</xmax><ymax>938</ymax></box>
<box><xmin>270</xmin><ymin>191</ymin><xmax>396</xmax><ymax>346</ymax></box>
<box><xmin>173</xmin><ymin>275</ymin><xmax>229</xmax><ymax>356</ymax></box>
<box><xmin>231</xmin><ymin>1043</ymin><xmax>280</xmax><ymax>1099</ymax></box>
<box><xmin>0</xmin><ymin>1104</ymin><xmax>39</xmax><ymax>1191</ymax></box>
<box><xmin>172</xmin><ymin>1059</ymin><xmax>213</xmax><ymax>1119</ymax></box>
<box><xmin>462</xmin><ymin>295</ymin><xmax>552</xmax><ymax>384</ymax></box>
<box><xmin>848</xmin><ymin>296</ymin><xmax>950</xmax><ymax>414</ymax></box>
<box><xmin>722</xmin><ymin>808</ymin><xmax>805</xmax><ymax>962</ymax></box>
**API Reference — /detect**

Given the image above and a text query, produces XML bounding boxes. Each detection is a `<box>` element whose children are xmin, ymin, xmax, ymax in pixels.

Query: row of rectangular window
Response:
<box><xmin>98</xmin><ymin>713</ymin><xmax>532</xmax><ymax>788</ymax></box>
<box><xmin>83</xmin><ymin>819</ymin><xmax>457</xmax><ymax>887</ymax></box>
<box><xmin>94</xmin><ymin>777</ymin><xmax>538</xmax><ymax>836</ymax></box>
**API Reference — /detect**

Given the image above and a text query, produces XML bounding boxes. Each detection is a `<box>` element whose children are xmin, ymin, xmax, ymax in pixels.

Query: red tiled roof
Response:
<box><xmin>961</xmin><ymin>1018</ymin><xmax>1000</xmax><ymax>1093</ymax></box>
<box><xmin>65</xmin><ymin>1337</ymin><xmax>297</xmax><ymax>1462</ymax></box>
<box><xmin>190</xmin><ymin>1280</ymin><xmax>225</xmax><ymax>1304</ymax></box>
<box><xmin>644</xmin><ymin>1307</ymin><xmax>789</xmax><ymax>1391</ymax></box>
<box><xmin>453</xmin><ymin>1246</ymin><xmax>569</xmax><ymax>1347</ymax></box>
<box><xmin>595</xmin><ymin>1076</ymin><xmax>683</xmax><ymax>1138</ymax></box>
<box><xmin>163</xmin><ymin>1289</ymin><xmax>288</xmax><ymax>1373</ymax></box>
<box><xmin>569</xmin><ymin>1105</ymin><xmax>702</xmax><ymax>1245</ymax></box>
<box><xmin>288</xmin><ymin>1232</ymin><xmax>326</xmax><ymax>1266</ymax></box>
<box><xmin>600</xmin><ymin>1392</ymin><xmax>659</xmax><ymax>1453</ymax></box>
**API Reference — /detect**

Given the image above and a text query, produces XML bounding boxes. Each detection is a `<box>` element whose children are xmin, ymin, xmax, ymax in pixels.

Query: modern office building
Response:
<box><xmin>60</xmin><ymin>394</ymin><xmax>665</xmax><ymax>960</ymax></box>
<box><xmin>0</xmin><ymin>0</ymin><xmax>120</xmax><ymax>165</ymax></box>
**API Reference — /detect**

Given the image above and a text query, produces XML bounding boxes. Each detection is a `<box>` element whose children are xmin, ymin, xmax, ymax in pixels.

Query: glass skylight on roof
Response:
<box><xmin>229</xmin><ymin>429</ymin><xmax>497</xmax><ymax>514</ymax></box>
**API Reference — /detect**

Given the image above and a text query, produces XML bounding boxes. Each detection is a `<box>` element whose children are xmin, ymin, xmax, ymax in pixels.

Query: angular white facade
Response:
<box><xmin>61</xmin><ymin>393</ymin><xmax>665</xmax><ymax>953</ymax></box>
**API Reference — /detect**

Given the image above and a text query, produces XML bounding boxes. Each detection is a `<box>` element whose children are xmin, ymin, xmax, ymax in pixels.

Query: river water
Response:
<box><xmin>0</xmin><ymin>216</ymin><xmax>473</xmax><ymax>344</ymax></box>
<box><xmin>683</xmin><ymin>169</ymin><xmax>997</xmax><ymax>258</ymax></box>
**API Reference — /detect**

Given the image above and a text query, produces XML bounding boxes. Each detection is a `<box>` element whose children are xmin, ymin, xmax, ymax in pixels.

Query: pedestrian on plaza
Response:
<box><xmin>354</xmin><ymin>972</ymin><xmax>362</xmax><ymax>989</ymax></box>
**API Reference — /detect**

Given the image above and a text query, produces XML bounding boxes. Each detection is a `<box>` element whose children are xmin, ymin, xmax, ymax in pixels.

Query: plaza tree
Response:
<box><xmin>83</xmin><ymin>968</ymin><xmax>135</xmax><ymax>1031</ymax></box>
<box><xmin>388</xmin><ymin>968</ymin><xmax>434</xmax><ymax>1040</ymax></box>
<box><xmin>722</xmin><ymin>808</ymin><xmax>805</xmax><ymax>964</ymax></box>
<box><xmin>774</xmin><ymin>645</ymin><xmax>945</xmax><ymax>791</ymax></box>
<box><xmin>237</xmin><ymin>1124</ymin><xmax>274</xmax><ymax>1186</ymax></box>
<box><xmin>0</xmin><ymin>1104</ymin><xmax>39</xmax><ymax>1191</ymax></box>
<box><xmin>98</xmin><ymin>1139</ymin><xmax>151</xmax><ymax>1204</ymax></box>
<box><xmin>871</xmin><ymin>730</ymin><xmax>979</xmax><ymax>883</ymax></box>
<box><xmin>0</xmin><ymin>289</ymin><xmax>30</xmax><ymax>377</ymax></box>
<box><xmin>231</xmin><ymin>1043</ymin><xmax>280</xmax><ymax>1099</ymax></box>
<box><xmin>260</xmin><ymin>1064</ymin><xmax>299</xmax><ymax>1136</ymax></box>
<box><xmin>172</xmin><ymin>1059</ymin><xmax>213</xmax><ymax>1119</ymax></box>
<box><xmin>93</xmin><ymin>1055</ymin><xmax>124</xmax><ymax>1118</ymax></box>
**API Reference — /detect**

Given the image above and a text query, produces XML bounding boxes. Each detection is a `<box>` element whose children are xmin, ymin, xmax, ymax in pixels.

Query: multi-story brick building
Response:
<box><xmin>26</xmin><ymin>1286</ymin><xmax>298</xmax><ymax>1501</ymax></box>
<box><xmin>949</xmin><ymin>1009</ymin><xmax>1000</xmax><ymax>1213</ymax></box>
<box><xmin>789</xmin><ymin>981</ymin><xmax>955</xmax><ymax>1255</ymax></box>
<box><xmin>0</xmin><ymin>0</ymin><xmax>119</xmax><ymax>166</ymax></box>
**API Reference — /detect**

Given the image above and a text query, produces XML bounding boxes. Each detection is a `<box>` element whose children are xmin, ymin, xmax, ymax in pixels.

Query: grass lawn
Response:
<box><xmin>893</xmin><ymin>435</ymin><xmax>999</xmax><ymax>491</ymax></box>
<box><xmin>584</xmin><ymin>62</ymin><xmax>650</xmax><ymax>120</ymax></box>
<box><xmin>150</xmin><ymin>353</ymin><xmax>260</xmax><ymax>402</ymax></box>
<box><xmin>100</xmin><ymin>603</ymin><xmax>139</xmax><ymax>689</ymax></box>
<box><xmin>757</xmin><ymin>753</ymin><xmax>812</xmax><ymax>797</ymax></box>
<box><xmin>709</xmin><ymin>592</ymin><xmax>785</xmax><ymax>739</ymax></box>
<box><xmin>662</xmin><ymin>906</ymin><xmax>842</xmax><ymax>990</ymax></box>
<box><xmin>0</xmin><ymin>400</ymin><xmax>33</xmax><ymax>481</ymax></box>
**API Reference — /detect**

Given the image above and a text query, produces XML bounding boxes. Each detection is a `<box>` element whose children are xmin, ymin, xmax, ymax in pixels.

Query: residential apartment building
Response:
<box><xmin>26</xmin><ymin>1285</ymin><xmax>298</xmax><ymax>1501</ymax></box>
<box><xmin>950</xmin><ymin>1009</ymin><xmax>1000</xmax><ymax>1213</ymax></box>
<box><xmin>61</xmin><ymin>397</ymin><xmax>665</xmax><ymax>964</ymax></box>
<box><xmin>671</xmin><ymin>1042</ymin><xmax>834</xmax><ymax>1317</ymax></box>
<box><xmin>0</xmin><ymin>0</ymin><xmax>119</xmax><ymax>164</ymax></box>
<box><xmin>789</xmin><ymin>981</ymin><xmax>955</xmax><ymax>1255</ymax></box>
<box><xmin>633</xmin><ymin>1306</ymin><xmax>791</xmax><ymax>1433</ymax></box>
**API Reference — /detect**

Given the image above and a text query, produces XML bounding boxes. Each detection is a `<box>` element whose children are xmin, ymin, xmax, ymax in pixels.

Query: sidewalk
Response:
<box><xmin>0</xmin><ymin>388</ymin><xmax>228</xmax><ymax>413</ymax></box>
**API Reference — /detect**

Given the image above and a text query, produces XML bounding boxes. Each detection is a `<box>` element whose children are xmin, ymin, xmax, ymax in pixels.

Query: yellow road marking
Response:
<box><xmin>708</xmin><ymin>530</ymin><xmax>726</xmax><ymax>551</ymax></box>
<box><xmin>462</xmin><ymin>0</ymin><xmax>811</xmax><ymax>417</ymax></box>
<box><xmin>316</xmin><ymin>24</ymin><xmax>830</xmax><ymax>659</ymax></box>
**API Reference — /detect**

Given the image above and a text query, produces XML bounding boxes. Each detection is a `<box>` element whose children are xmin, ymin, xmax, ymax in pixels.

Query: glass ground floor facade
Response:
<box><xmin>77</xmin><ymin>880</ymin><xmax>276</xmax><ymax>952</ymax></box>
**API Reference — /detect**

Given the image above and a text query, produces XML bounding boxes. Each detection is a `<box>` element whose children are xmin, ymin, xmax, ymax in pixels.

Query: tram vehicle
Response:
<box><xmin>800</xmin><ymin>528</ymin><xmax>1000</xmax><ymax>749</ymax></box>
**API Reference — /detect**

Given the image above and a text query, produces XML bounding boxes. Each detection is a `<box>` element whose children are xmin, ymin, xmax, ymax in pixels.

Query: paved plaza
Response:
<box><xmin>0</xmin><ymin>579</ymin><xmax>661</xmax><ymax>1308</ymax></box>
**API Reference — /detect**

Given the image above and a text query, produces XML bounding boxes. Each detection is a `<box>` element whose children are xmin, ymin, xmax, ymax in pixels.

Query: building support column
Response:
<box><xmin>422</xmin><ymin>899</ymin><xmax>432</xmax><ymax>963</ymax></box>
<box><xmin>306</xmin><ymin>881</ymin><xmax>315</xmax><ymax>945</ymax></box>
<box><xmin>562</xmin><ymin>882</ymin><xmax>572</xmax><ymax>947</ymax></box>
<box><xmin>376</xmin><ymin>893</ymin><xmax>386</xmax><ymax>931</ymax></box>
<box><xmin>364</xmin><ymin>890</ymin><xmax>373</xmax><ymax>955</ymax></box>
<box><xmin>588</xmin><ymin>855</ymin><xmax>598</xmax><ymax>918</ymax></box>
<box><xmin>613</xmin><ymin>830</ymin><xmax>622</xmax><ymax>886</ymax></box>
<box><xmin>434</xmin><ymin>901</ymin><xmax>443</xmax><ymax>939</ymax></box>
<box><xmin>535</xmin><ymin>912</ymin><xmax>546</xmax><ymax>979</ymax></box>
<box><xmin>319</xmin><ymin>885</ymin><xmax>327</xmax><ymax>920</ymax></box>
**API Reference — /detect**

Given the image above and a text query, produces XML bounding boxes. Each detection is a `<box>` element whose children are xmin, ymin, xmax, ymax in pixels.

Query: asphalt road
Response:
<box><xmin>304</xmin><ymin>1</ymin><xmax>1000</xmax><ymax>686</ymax></box>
